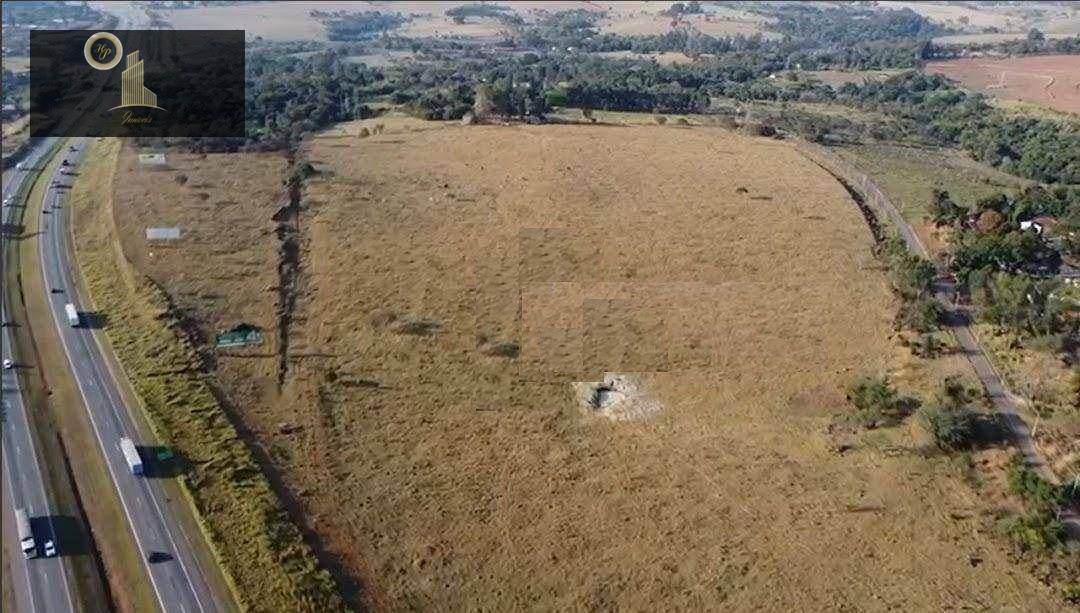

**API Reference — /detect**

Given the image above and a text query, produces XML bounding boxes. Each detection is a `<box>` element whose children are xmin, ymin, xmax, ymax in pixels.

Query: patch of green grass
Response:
<box><xmin>834</xmin><ymin>143</ymin><xmax>1024</xmax><ymax>223</ymax></box>
<box><xmin>70</xmin><ymin>139</ymin><xmax>345</xmax><ymax>612</ymax></box>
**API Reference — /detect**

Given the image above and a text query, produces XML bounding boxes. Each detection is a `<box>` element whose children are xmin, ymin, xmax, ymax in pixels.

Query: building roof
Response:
<box><xmin>145</xmin><ymin>227</ymin><xmax>181</xmax><ymax>240</ymax></box>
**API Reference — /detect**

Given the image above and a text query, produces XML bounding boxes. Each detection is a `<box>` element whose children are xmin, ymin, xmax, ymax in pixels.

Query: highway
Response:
<box><xmin>39</xmin><ymin>139</ymin><xmax>223</xmax><ymax>612</ymax></box>
<box><xmin>2</xmin><ymin>138</ymin><xmax>77</xmax><ymax>613</ymax></box>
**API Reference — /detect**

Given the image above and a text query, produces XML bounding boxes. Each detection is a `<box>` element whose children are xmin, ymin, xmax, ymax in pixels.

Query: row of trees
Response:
<box><xmin>315</xmin><ymin>11</ymin><xmax>406</xmax><ymax>41</ymax></box>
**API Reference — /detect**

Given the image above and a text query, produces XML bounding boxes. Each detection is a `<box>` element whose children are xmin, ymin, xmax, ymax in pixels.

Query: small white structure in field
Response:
<box><xmin>146</xmin><ymin>227</ymin><xmax>181</xmax><ymax>241</ymax></box>
<box><xmin>138</xmin><ymin>153</ymin><xmax>167</xmax><ymax>166</ymax></box>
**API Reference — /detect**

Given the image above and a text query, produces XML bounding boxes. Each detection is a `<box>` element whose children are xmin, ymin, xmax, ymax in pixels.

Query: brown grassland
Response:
<box><xmin>924</xmin><ymin>55</ymin><xmax>1080</xmax><ymax>115</ymax></box>
<box><xmin>101</xmin><ymin>116</ymin><xmax>1071</xmax><ymax>610</ymax></box>
<box><xmin>156</xmin><ymin>1</ymin><xmax>773</xmax><ymax>42</ymax></box>
<box><xmin>73</xmin><ymin>139</ymin><xmax>343</xmax><ymax>611</ymax></box>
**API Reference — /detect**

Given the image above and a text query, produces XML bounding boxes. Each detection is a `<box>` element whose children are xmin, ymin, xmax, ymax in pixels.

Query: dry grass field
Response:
<box><xmin>155</xmin><ymin>1</ymin><xmax>644</xmax><ymax>41</ymax></box>
<box><xmin>597</xmin><ymin>5</ymin><xmax>774</xmax><ymax>38</ymax></box>
<box><xmin>102</xmin><ymin>115</ymin><xmax>1071</xmax><ymax>609</ymax></box>
<box><xmin>802</xmin><ymin>69</ymin><xmax>908</xmax><ymax>88</ymax></box>
<box><xmin>1</xmin><ymin>116</ymin><xmax>29</xmax><ymax>160</ymax></box>
<box><xmin>154</xmin><ymin>1</ymin><xmax>776</xmax><ymax>42</ymax></box>
<box><xmin>888</xmin><ymin>0</ymin><xmax>1080</xmax><ymax>35</ymax></box>
<box><xmin>925</xmin><ymin>55</ymin><xmax>1080</xmax><ymax>114</ymax></box>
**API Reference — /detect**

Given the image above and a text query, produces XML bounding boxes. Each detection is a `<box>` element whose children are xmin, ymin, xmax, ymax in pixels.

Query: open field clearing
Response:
<box><xmin>802</xmin><ymin>69</ymin><xmax>908</xmax><ymax>88</ymax></box>
<box><xmin>103</xmin><ymin>115</ymin><xmax>1070</xmax><ymax>609</ymax></box>
<box><xmin>155</xmin><ymin>1</ymin><xmax>651</xmax><ymax>41</ymax></box>
<box><xmin>75</xmin><ymin>139</ymin><xmax>343</xmax><ymax>611</ymax></box>
<box><xmin>833</xmin><ymin>143</ymin><xmax>1025</xmax><ymax>257</ymax></box>
<box><xmin>594</xmin><ymin>50</ymin><xmax>697</xmax><ymax>65</ymax></box>
<box><xmin>882</xmin><ymin>1</ymin><xmax>1038</xmax><ymax>31</ymax></box>
<box><xmin>932</xmin><ymin>31</ymin><xmax>1079</xmax><ymax>45</ymax></box>
<box><xmin>156</xmin><ymin>1</ymin><xmax>774</xmax><ymax>41</ymax></box>
<box><xmin>2</xmin><ymin>55</ymin><xmax>29</xmax><ymax>72</ymax></box>
<box><xmin>924</xmin><ymin>55</ymin><xmax>1080</xmax><ymax>114</ymax></box>
<box><xmin>887</xmin><ymin>1</ymin><xmax>1080</xmax><ymax>37</ymax></box>
<box><xmin>598</xmin><ymin>6</ymin><xmax>774</xmax><ymax>38</ymax></box>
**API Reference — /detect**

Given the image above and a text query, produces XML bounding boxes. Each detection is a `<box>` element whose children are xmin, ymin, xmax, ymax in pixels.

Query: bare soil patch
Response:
<box><xmin>924</xmin><ymin>55</ymin><xmax>1080</xmax><ymax>114</ymax></box>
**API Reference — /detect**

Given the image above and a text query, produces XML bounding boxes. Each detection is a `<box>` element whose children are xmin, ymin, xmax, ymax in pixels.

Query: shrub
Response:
<box><xmin>1001</xmin><ymin>510</ymin><xmax>1066</xmax><ymax>552</ymax></box>
<box><xmin>896</xmin><ymin>296</ymin><xmax>942</xmax><ymax>332</ymax></box>
<box><xmin>477</xmin><ymin>338</ymin><xmax>520</xmax><ymax>358</ymax></box>
<box><xmin>846</xmin><ymin>375</ymin><xmax>916</xmax><ymax>427</ymax></box>
<box><xmin>1005</xmin><ymin>452</ymin><xmax>1076</xmax><ymax>512</ymax></box>
<box><xmin>919</xmin><ymin>403</ymin><xmax>976</xmax><ymax>450</ymax></box>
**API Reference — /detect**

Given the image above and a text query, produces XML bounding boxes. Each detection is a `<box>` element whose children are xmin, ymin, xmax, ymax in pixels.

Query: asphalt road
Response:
<box><xmin>40</xmin><ymin>139</ymin><xmax>222</xmax><ymax>613</ymax></box>
<box><xmin>2</xmin><ymin>138</ymin><xmax>77</xmax><ymax>613</ymax></box>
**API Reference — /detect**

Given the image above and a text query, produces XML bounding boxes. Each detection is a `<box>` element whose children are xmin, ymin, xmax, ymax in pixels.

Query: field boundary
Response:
<box><xmin>67</xmin><ymin>138</ymin><xmax>347</xmax><ymax>611</ymax></box>
<box><xmin>795</xmin><ymin>141</ymin><xmax>1076</xmax><ymax>518</ymax></box>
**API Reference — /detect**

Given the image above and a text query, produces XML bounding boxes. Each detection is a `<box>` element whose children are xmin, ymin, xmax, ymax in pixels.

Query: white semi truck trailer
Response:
<box><xmin>15</xmin><ymin>508</ymin><xmax>36</xmax><ymax>558</ymax></box>
<box><xmin>64</xmin><ymin>303</ymin><xmax>79</xmax><ymax>327</ymax></box>
<box><xmin>120</xmin><ymin>437</ymin><xmax>144</xmax><ymax>476</ymax></box>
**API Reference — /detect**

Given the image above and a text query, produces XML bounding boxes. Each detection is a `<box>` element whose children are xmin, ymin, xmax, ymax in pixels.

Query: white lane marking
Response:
<box><xmin>38</xmin><ymin>142</ymin><xmax>170</xmax><ymax>613</ymax></box>
<box><xmin>3</xmin><ymin>141</ymin><xmax>76</xmax><ymax>613</ymax></box>
<box><xmin>49</xmin><ymin>139</ymin><xmax>216</xmax><ymax>613</ymax></box>
<box><xmin>2</xmin><ymin>419</ymin><xmax>42</xmax><ymax>613</ymax></box>
<box><xmin>60</xmin><ymin>219</ymin><xmax>211</xmax><ymax>613</ymax></box>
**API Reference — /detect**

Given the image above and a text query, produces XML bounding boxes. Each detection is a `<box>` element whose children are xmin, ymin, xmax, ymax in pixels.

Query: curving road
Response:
<box><xmin>2</xmin><ymin>138</ymin><xmax>77</xmax><ymax>613</ymax></box>
<box><xmin>797</xmin><ymin>142</ymin><xmax>1080</xmax><ymax>540</ymax></box>
<box><xmin>40</xmin><ymin>139</ymin><xmax>223</xmax><ymax>613</ymax></box>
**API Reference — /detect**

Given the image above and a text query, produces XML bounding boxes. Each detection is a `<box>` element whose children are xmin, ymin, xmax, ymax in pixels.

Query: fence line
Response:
<box><xmin>793</xmin><ymin>142</ymin><xmax>930</xmax><ymax>258</ymax></box>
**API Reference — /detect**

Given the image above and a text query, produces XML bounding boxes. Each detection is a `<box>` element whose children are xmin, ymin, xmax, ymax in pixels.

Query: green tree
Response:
<box><xmin>979</xmin><ymin>273</ymin><xmax>1065</xmax><ymax>336</ymax></box>
<box><xmin>927</xmin><ymin>189</ymin><xmax>965</xmax><ymax>227</ymax></box>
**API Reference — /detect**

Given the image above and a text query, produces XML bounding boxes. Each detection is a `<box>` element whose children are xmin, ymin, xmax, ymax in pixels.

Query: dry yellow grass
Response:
<box><xmin>285</xmin><ymin>118</ymin><xmax>1061</xmax><ymax>608</ymax></box>
<box><xmin>104</xmin><ymin>116</ymin><xmax>1071</xmax><ymax>610</ymax></box>
<box><xmin>76</xmin><ymin>140</ymin><xmax>342</xmax><ymax>611</ymax></box>
<box><xmin>2</xmin><ymin>116</ymin><xmax>30</xmax><ymax>159</ymax></box>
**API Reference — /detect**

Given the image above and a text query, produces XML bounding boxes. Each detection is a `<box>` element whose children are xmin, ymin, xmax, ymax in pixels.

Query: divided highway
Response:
<box><xmin>2</xmin><ymin>137</ymin><xmax>77</xmax><ymax>613</ymax></box>
<box><xmin>39</xmin><ymin>139</ymin><xmax>222</xmax><ymax>612</ymax></box>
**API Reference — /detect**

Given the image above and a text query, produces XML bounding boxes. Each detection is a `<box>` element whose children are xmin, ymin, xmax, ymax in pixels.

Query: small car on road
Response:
<box><xmin>2</xmin><ymin>359</ymin><xmax>13</xmax><ymax>369</ymax></box>
<box><xmin>43</xmin><ymin>540</ymin><xmax>57</xmax><ymax>558</ymax></box>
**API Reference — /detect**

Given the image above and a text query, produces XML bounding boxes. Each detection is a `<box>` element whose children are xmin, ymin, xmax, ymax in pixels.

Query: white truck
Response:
<box><xmin>15</xmin><ymin>508</ymin><xmax>36</xmax><ymax>559</ymax></box>
<box><xmin>120</xmin><ymin>437</ymin><xmax>144</xmax><ymax>476</ymax></box>
<box><xmin>64</xmin><ymin>303</ymin><xmax>79</xmax><ymax>327</ymax></box>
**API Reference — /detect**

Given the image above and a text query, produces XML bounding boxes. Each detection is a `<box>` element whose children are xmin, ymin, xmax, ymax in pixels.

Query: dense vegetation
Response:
<box><xmin>228</xmin><ymin>3</ymin><xmax>1080</xmax><ymax>190</ymax></box>
<box><xmin>845</xmin><ymin>375</ymin><xmax>917</xmax><ymax>428</ymax></box>
<box><xmin>758</xmin><ymin>4</ymin><xmax>946</xmax><ymax>46</ymax></box>
<box><xmin>313</xmin><ymin>10</ymin><xmax>406</xmax><ymax>41</ymax></box>
<box><xmin>918</xmin><ymin>375</ymin><xmax>984</xmax><ymax>451</ymax></box>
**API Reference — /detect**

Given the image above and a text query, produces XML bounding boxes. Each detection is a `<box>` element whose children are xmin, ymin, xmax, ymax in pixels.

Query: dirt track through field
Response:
<box><xmin>926</xmin><ymin>55</ymin><xmax>1080</xmax><ymax>113</ymax></box>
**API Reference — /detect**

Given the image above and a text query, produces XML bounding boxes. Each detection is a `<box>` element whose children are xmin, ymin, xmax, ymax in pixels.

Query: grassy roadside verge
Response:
<box><xmin>11</xmin><ymin>141</ymin><xmax>154</xmax><ymax>612</ymax></box>
<box><xmin>70</xmin><ymin>139</ymin><xmax>345</xmax><ymax>611</ymax></box>
<box><xmin>3</xmin><ymin>142</ymin><xmax>126</xmax><ymax>612</ymax></box>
